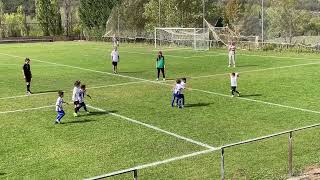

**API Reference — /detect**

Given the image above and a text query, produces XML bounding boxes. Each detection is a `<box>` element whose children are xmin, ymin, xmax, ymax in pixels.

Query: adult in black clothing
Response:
<box><xmin>22</xmin><ymin>58</ymin><xmax>32</xmax><ymax>95</ymax></box>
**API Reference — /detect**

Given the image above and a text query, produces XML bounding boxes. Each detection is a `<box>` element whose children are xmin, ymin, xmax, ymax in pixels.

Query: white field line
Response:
<box><xmin>0</xmin><ymin>81</ymin><xmax>146</xmax><ymax>100</ymax></box>
<box><xmin>2</xmin><ymin>52</ymin><xmax>320</xmax><ymax>117</ymax></box>
<box><xmin>0</xmin><ymin>105</ymin><xmax>55</xmax><ymax>114</ymax></box>
<box><xmin>87</xmin><ymin>105</ymin><xmax>216</xmax><ymax>150</ymax></box>
<box><xmin>190</xmin><ymin>61</ymin><xmax>320</xmax><ymax>79</ymax></box>
<box><xmin>189</xmin><ymin>88</ymin><xmax>320</xmax><ymax>115</ymax></box>
<box><xmin>84</xmin><ymin>148</ymin><xmax>215</xmax><ymax>180</ymax></box>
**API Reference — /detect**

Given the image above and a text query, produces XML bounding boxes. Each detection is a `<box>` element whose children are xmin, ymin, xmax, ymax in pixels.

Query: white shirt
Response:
<box><xmin>78</xmin><ymin>89</ymin><xmax>86</xmax><ymax>103</ymax></box>
<box><xmin>72</xmin><ymin>87</ymin><xmax>80</xmax><ymax>101</ymax></box>
<box><xmin>56</xmin><ymin>97</ymin><xmax>63</xmax><ymax>111</ymax></box>
<box><xmin>229</xmin><ymin>45</ymin><xmax>236</xmax><ymax>52</ymax></box>
<box><xmin>174</xmin><ymin>84</ymin><xmax>183</xmax><ymax>94</ymax></box>
<box><xmin>111</xmin><ymin>50</ymin><xmax>119</xmax><ymax>62</ymax></box>
<box><xmin>230</xmin><ymin>74</ymin><xmax>238</xmax><ymax>87</ymax></box>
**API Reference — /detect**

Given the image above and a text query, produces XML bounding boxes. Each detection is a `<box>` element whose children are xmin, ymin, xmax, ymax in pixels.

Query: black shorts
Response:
<box><xmin>25</xmin><ymin>76</ymin><xmax>31</xmax><ymax>83</ymax></box>
<box><xmin>74</xmin><ymin>101</ymin><xmax>79</xmax><ymax>105</ymax></box>
<box><xmin>231</xmin><ymin>86</ymin><xmax>237</xmax><ymax>91</ymax></box>
<box><xmin>112</xmin><ymin>61</ymin><xmax>118</xmax><ymax>66</ymax></box>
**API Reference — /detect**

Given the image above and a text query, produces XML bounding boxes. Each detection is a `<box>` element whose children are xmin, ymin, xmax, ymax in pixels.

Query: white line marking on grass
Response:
<box><xmin>87</xmin><ymin>105</ymin><xmax>216</xmax><ymax>150</ymax></box>
<box><xmin>189</xmin><ymin>88</ymin><xmax>320</xmax><ymax>115</ymax></box>
<box><xmin>3</xmin><ymin>51</ymin><xmax>320</xmax><ymax>117</ymax></box>
<box><xmin>84</xmin><ymin>148</ymin><xmax>215</xmax><ymax>180</ymax></box>
<box><xmin>0</xmin><ymin>105</ymin><xmax>54</xmax><ymax>114</ymax></box>
<box><xmin>0</xmin><ymin>81</ymin><xmax>146</xmax><ymax>100</ymax></box>
<box><xmin>190</xmin><ymin>61</ymin><xmax>320</xmax><ymax>79</ymax></box>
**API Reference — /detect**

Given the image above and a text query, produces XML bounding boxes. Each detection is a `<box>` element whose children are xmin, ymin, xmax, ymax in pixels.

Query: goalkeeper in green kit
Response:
<box><xmin>156</xmin><ymin>51</ymin><xmax>165</xmax><ymax>81</ymax></box>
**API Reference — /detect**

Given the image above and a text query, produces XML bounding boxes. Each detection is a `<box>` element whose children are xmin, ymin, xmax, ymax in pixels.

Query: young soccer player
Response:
<box><xmin>72</xmin><ymin>80</ymin><xmax>81</xmax><ymax>117</ymax></box>
<box><xmin>76</xmin><ymin>85</ymin><xmax>92</xmax><ymax>114</ymax></box>
<box><xmin>228</xmin><ymin>41</ymin><xmax>236</xmax><ymax>67</ymax></box>
<box><xmin>111</xmin><ymin>47</ymin><xmax>119</xmax><ymax>74</ymax></box>
<box><xmin>55</xmin><ymin>91</ymin><xmax>68</xmax><ymax>124</ymax></box>
<box><xmin>171</xmin><ymin>79</ymin><xmax>183</xmax><ymax>108</ymax></box>
<box><xmin>22</xmin><ymin>58</ymin><xmax>32</xmax><ymax>95</ymax></box>
<box><xmin>180</xmin><ymin>78</ymin><xmax>187</xmax><ymax>107</ymax></box>
<box><xmin>156</xmin><ymin>51</ymin><xmax>165</xmax><ymax>81</ymax></box>
<box><xmin>230</xmin><ymin>72</ymin><xmax>240</xmax><ymax>97</ymax></box>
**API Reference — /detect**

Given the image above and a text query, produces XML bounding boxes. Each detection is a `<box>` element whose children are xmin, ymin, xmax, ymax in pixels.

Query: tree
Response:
<box><xmin>63</xmin><ymin>0</ymin><xmax>72</xmax><ymax>36</ymax></box>
<box><xmin>224</xmin><ymin>0</ymin><xmax>242</xmax><ymax>27</ymax></box>
<box><xmin>36</xmin><ymin>0</ymin><xmax>62</xmax><ymax>36</ymax></box>
<box><xmin>267</xmin><ymin>0</ymin><xmax>311</xmax><ymax>43</ymax></box>
<box><xmin>79</xmin><ymin>0</ymin><xmax>116</xmax><ymax>29</ymax></box>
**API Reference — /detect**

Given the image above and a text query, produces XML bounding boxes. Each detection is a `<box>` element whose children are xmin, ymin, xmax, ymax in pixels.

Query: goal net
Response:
<box><xmin>155</xmin><ymin>28</ymin><xmax>210</xmax><ymax>51</ymax></box>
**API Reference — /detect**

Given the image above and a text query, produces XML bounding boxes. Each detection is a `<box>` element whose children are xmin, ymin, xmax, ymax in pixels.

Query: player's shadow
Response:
<box><xmin>118</xmin><ymin>71</ymin><xmax>145</xmax><ymax>74</ymax></box>
<box><xmin>240</xmin><ymin>94</ymin><xmax>262</xmax><ymax>97</ymax></box>
<box><xmin>63</xmin><ymin>119</ymin><xmax>97</xmax><ymax>124</ymax></box>
<box><xmin>184</xmin><ymin>103</ymin><xmax>212</xmax><ymax>108</ymax></box>
<box><xmin>236</xmin><ymin>65</ymin><xmax>258</xmax><ymax>67</ymax></box>
<box><xmin>0</xmin><ymin>173</ymin><xmax>6</xmax><ymax>176</ymax></box>
<box><xmin>85</xmin><ymin>110</ymin><xmax>118</xmax><ymax>117</ymax></box>
<box><xmin>32</xmin><ymin>90</ymin><xmax>60</xmax><ymax>94</ymax></box>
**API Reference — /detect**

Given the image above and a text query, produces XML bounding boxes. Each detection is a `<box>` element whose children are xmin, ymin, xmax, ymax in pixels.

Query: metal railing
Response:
<box><xmin>85</xmin><ymin>123</ymin><xmax>320</xmax><ymax>180</ymax></box>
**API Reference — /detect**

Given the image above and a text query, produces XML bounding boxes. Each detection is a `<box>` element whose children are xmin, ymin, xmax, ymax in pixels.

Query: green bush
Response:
<box><xmin>2</xmin><ymin>6</ymin><xmax>25</xmax><ymax>37</ymax></box>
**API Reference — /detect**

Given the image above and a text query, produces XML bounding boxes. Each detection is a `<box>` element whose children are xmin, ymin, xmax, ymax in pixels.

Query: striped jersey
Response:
<box><xmin>56</xmin><ymin>97</ymin><xmax>63</xmax><ymax>111</ymax></box>
<box><xmin>78</xmin><ymin>89</ymin><xmax>86</xmax><ymax>103</ymax></box>
<box><xmin>72</xmin><ymin>87</ymin><xmax>80</xmax><ymax>101</ymax></box>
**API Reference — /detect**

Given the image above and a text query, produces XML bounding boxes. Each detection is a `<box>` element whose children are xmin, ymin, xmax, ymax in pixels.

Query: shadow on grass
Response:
<box><xmin>32</xmin><ymin>90</ymin><xmax>60</xmax><ymax>94</ymax></box>
<box><xmin>240</xmin><ymin>94</ymin><xmax>262</xmax><ymax>97</ymax></box>
<box><xmin>0</xmin><ymin>173</ymin><xmax>6</xmax><ymax>176</ymax></box>
<box><xmin>119</xmin><ymin>71</ymin><xmax>145</xmax><ymax>74</ymax></box>
<box><xmin>63</xmin><ymin>119</ymin><xmax>97</xmax><ymax>124</ymax></box>
<box><xmin>236</xmin><ymin>64</ymin><xmax>259</xmax><ymax>67</ymax></box>
<box><xmin>184</xmin><ymin>103</ymin><xmax>212</xmax><ymax>108</ymax></box>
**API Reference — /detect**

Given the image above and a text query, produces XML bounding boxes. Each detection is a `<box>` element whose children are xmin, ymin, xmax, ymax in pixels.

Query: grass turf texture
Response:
<box><xmin>1</xmin><ymin>41</ymin><xmax>320</xmax><ymax>179</ymax></box>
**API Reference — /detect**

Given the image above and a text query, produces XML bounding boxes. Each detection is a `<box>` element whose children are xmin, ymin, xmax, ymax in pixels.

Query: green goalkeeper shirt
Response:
<box><xmin>156</xmin><ymin>56</ymin><xmax>165</xmax><ymax>68</ymax></box>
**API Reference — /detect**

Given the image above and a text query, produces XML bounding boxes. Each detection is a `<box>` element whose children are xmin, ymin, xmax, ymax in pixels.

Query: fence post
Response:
<box><xmin>288</xmin><ymin>132</ymin><xmax>293</xmax><ymax>177</ymax></box>
<box><xmin>221</xmin><ymin>148</ymin><xmax>225</xmax><ymax>180</ymax></box>
<box><xmin>133</xmin><ymin>169</ymin><xmax>138</xmax><ymax>180</ymax></box>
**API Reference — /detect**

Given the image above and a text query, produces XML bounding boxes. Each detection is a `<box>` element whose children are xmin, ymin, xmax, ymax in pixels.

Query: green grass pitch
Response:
<box><xmin>1</xmin><ymin>41</ymin><xmax>320</xmax><ymax>179</ymax></box>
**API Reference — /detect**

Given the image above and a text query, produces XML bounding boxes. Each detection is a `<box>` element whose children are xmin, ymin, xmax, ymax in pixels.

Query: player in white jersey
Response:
<box><xmin>111</xmin><ymin>47</ymin><xmax>120</xmax><ymax>74</ymax></box>
<box><xmin>72</xmin><ymin>80</ymin><xmax>81</xmax><ymax>117</ymax></box>
<box><xmin>179</xmin><ymin>78</ymin><xmax>187</xmax><ymax>107</ymax></box>
<box><xmin>230</xmin><ymin>72</ymin><xmax>240</xmax><ymax>97</ymax></box>
<box><xmin>55</xmin><ymin>91</ymin><xmax>68</xmax><ymax>124</ymax></box>
<box><xmin>171</xmin><ymin>79</ymin><xmax>183</xmax><ymax>108</ymax></box>
<box><xmin>228</xmin><ymin>41</ymin><xmax>236</xmax><ymax>67</ymax></box>
<box><xmin>75</xmin><ymin>85</ymin><xmax>91</xmax><ymax>114</ymax></box>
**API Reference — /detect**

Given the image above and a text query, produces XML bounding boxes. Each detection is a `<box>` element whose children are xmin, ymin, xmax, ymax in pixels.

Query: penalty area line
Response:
<box><xmin>87</xmin><ymin>105</ymin><xmax>216</xmax><ymax>150</ymax></box>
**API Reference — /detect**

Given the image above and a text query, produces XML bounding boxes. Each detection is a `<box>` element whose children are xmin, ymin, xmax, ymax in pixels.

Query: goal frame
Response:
<box><xmin>154</xmin><ymin>27</ymin><xmax>209</xmax><ymax>51</ymax></box>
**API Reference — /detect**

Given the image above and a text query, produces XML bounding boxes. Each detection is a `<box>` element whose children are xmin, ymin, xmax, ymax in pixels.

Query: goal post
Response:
<box><xmin>154</xmin><ymin>27</ymin><xmax>210</xmax><ymax>51</ymax></box>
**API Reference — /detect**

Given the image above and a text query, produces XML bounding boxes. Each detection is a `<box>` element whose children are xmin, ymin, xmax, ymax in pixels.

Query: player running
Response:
<box><xmin>22</xmin><ymin>58</ymin><xmax>32</xmax><ymax>95</ymax></box>
<box><xmin>55</xmin><ymin>91</ymin><xmax>68</xmax><ymax>124</ymax></box>
<box><xmin>72</xmin><ymin>80</ymin><xmax>81</xmax><ymax>117</ymax></box>
<box><xmin>228</xmin><ymin>41</ymin><xmax>236</xmax><ymax>67</ymax></box>
<box><xmin>230</xmin><ymin>72</ymin><xmax>240</xmax><ymax>97</ymax></box>
<box><xmin>75</xmin><ymin>85</ymin><xmax>91</xmax><ymax>114</ymax></box>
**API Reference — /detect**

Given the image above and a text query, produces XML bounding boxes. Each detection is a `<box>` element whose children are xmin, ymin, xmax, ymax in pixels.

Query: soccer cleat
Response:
<box><xmin>73</xmin><ymin>113</ymin><xmax>78</xmax><ymax>117</ymax></box>
<box><xmin>237</xmin><ymin>93</ymin><xmax>240</xmax><ymax>97</ymax></box>
<box><xmin>228</xmin><ymin>65</ymin><xmax>231</xmax><ymax>67</ymax></box>
<box><xmin>232</xmin><ymin>95</ymin><xmax>235</xmax><ymax>97</ymax></box>
<box><xmin>156</xmin><ymin>78</ymin><xmax>159</xmax><ymax>81</ymax></box>
<box><xmin>163</xmin><ymin>78</ymin><xmax>166</xmax><ymax>81</ymax></box>
<box><xmin>86</xmin><ymin>111</ymin><xmax>90</xmax><ymax>114</ymax></box>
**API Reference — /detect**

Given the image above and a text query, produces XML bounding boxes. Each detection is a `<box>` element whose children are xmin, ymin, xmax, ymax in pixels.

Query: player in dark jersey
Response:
<box><xmin>22</xmin><ymin>58</ymin><xmax>32</xmax><ymax>95</ymax></box>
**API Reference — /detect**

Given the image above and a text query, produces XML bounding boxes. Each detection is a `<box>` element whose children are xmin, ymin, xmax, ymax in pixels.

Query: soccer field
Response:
<box><xmin>1</xmin><ymin>41</ymin><xmax>320</xmax><ymax>179</ymax></box>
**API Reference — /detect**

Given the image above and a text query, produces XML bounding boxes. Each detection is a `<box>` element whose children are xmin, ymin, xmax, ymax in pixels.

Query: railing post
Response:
<box><xmin>133</xmin><ymin>169</ymin><xmax>138</xmax><ymax>180</ymax></box>
<box><xmin>221</xmin><ymin>148</ymin><xmax>225</xmax><ymax>180</ymax></box>
<box><xmin>288</xmin><ymin>132</ymin><xmax>293</xmax><ymax>177</ymax></box>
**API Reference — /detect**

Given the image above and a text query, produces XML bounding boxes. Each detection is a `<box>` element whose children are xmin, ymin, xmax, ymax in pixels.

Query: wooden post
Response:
<box><xmin>133</xmin><ymin>170</ymin><xmax>138</xmax><ymax>180</ymax></box>
<box><xmin>221</xmin><ymin>148</ymin><xmax>225</xmax><ymax>180</ymax></box>
<box><xmin>288</xmin><ymin>132</ymin><xmax>293</xmax><ymax>177</ymax></box>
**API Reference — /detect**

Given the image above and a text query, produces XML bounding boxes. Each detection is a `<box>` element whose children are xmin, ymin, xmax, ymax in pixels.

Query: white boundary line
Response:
<box><xmin>0</xmin><ymin>81</ymin><xmax>146</xmax><ymax>100</ymax></box>
<box><xmin>2</xmin><ymin>51</ymin><xmax>320</xmax><ymax>116</ymax></box>
<box><xmin>84</xmin><ymin>148</ymin><xmax>215</xmax><ymax>180</ymax></box>
<box><xmin>0</xmin><ymin>105</ymin><xmax>54</xmax><ymax>114</ymax></box>
<box><xmin>87</xmin><ymin>105</ymin><xmax>216</xmax><ymax>150</ymax></box>
<box><xmin>190</xmin><ymin>61</ymin><xmax>320</xmax><ymax>79</ymax></box>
